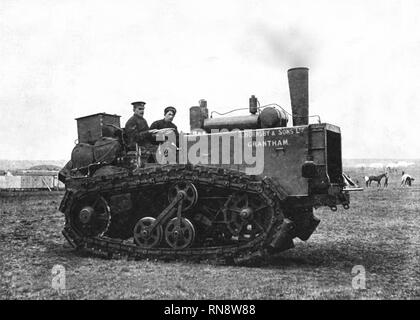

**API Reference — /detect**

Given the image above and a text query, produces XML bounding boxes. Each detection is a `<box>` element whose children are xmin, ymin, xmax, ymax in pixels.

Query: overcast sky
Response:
<box><xmin>1</xmin><ymin>0</ymin><xmax>420</xmax><ymax>160</ymax></box>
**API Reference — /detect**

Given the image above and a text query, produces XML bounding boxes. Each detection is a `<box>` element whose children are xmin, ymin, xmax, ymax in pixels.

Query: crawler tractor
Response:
<box><xmin>58</xmin><ymin>68</ymin><xmax>356</xmax><ymax>263</ymax></box>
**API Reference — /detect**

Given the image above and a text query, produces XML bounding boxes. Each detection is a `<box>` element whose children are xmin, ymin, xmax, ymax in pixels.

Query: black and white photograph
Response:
<box><xmin>0</xmin><ymin>0</ymin><xmax>419</xmax><ymax>305</ymax></box>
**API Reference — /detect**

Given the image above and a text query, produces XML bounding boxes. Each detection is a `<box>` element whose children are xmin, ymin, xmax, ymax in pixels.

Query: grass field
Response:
<box><xmin>0</xmin><ymin>176</ymin><xmax>419</xmax><ymax>300</ymax></box>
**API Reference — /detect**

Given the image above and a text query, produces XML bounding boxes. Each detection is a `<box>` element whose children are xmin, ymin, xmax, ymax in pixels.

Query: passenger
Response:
<box><xmin>150</xmin><ymin>106</ymin><xmax>179</xmax><ymax>146</ymax></box>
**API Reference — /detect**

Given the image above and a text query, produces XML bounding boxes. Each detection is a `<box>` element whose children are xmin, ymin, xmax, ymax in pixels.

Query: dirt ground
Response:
<box><xmin>0</xmin><ymin>181</ymin><xmax>419</xmax><ymax>300</ymax></box>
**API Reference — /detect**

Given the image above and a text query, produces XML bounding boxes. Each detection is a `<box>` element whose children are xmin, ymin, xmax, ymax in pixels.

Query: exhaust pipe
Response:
<box><xmin>288</xmin><ymin>67</ymin><xmax>309</xmax><ymax>126</ymax></box>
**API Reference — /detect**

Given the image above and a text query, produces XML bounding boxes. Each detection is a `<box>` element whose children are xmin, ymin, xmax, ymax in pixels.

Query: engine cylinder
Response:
<box><xmin>203</xmin><ymin>115</ymin><xmax>259</xmax><ymax>132</ymax></box>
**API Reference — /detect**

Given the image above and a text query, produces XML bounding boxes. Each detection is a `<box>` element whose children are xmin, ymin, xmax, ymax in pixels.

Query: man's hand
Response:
<box><xmin>150</xmin><ymin>128</ymin><xmax>175</xmax><ymax>134</ymax></box>
<box><xmin>151</xmin><ymin>128</ymin><xmax>176</xmax><ymax>142</ymax></box>
<box><xmin>159</xmin><ymin>128</ymin><xmax>175</xmax><ymax>134</ymax></box>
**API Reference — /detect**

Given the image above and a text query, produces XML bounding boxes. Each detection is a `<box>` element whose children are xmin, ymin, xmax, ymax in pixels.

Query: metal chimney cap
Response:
<box><xmin>288</xmin><ymin>67</ymin><xmax>309</xmax><ymax>72</ymax></box>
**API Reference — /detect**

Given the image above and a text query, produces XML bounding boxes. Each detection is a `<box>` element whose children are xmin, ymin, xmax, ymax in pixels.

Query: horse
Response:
<box><xmin>401</xmin><ymin>173</ymin><xmax>415</xmax><ymax>187</ymax></box>
<box><xmin>365</xmin><ymin>172</ymin><xmax>388</xmax><ymax>187</ymax></box>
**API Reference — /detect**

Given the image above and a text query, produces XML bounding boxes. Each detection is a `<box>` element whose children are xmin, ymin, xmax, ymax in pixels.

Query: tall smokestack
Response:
<box><xmin>288</xmin><ymin>67</ymin><xmax>309</xmax><ymax>126</ymax></box>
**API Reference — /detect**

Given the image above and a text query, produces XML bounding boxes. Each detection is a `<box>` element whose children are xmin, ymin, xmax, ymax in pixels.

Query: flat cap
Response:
<box><xmin>131</xmin><ymin>101</ymin><xmax>146</xmax><ymax>108</ymax></box>
<box><xmin>164</xmin><ymin>106</ymin><xmax>177</xmax><ymax>115</ymax></box>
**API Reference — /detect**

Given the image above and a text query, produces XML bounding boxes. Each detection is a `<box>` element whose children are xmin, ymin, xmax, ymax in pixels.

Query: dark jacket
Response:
<box><xmin>149</xmin><ymin>119</ymin><xmax>179</xmax><ymax>145</ymax></box>
<box><xmin>124</xmin><ymin>114</ymin><xmax>152</xmax><ymax>148</ymax></box>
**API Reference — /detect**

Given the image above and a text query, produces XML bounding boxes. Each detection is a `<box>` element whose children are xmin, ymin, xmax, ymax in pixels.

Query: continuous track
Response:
<box><xmin>59</xmin><ymin>164</ymin><xmax>289</xmax><ymax>263</ymax></box>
